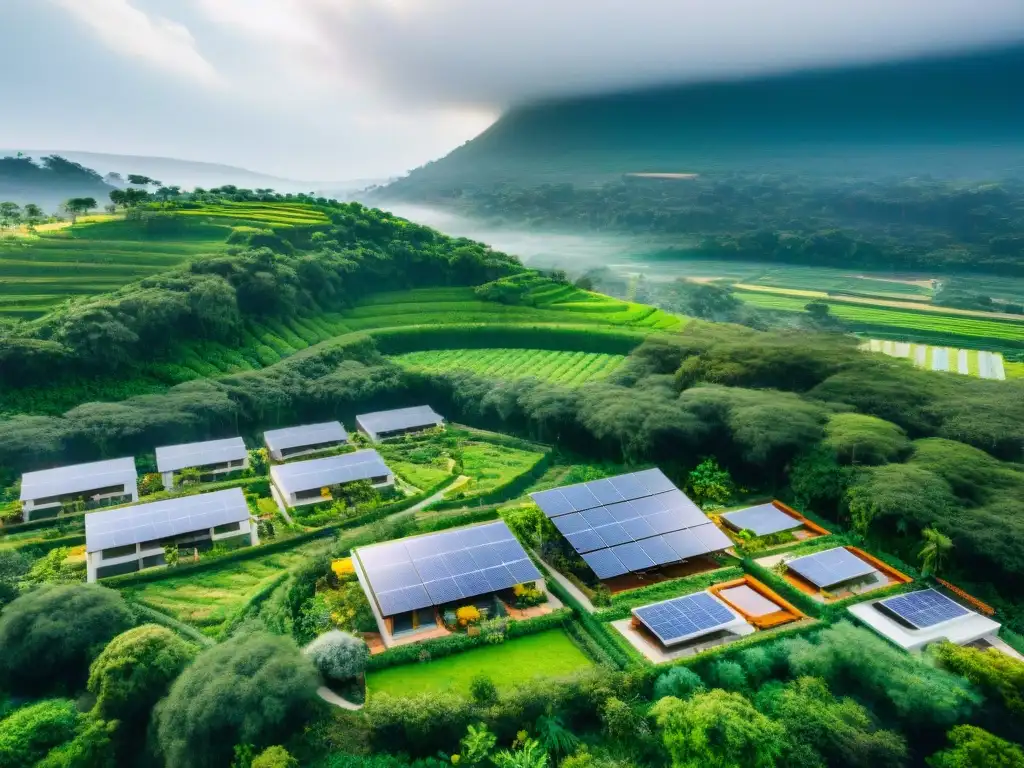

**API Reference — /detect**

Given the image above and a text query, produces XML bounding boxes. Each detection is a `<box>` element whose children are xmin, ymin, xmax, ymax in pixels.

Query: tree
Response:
<box><xmin>152</xmin><ymin>632</ymin><xmax>319</xmax><ymax>768</ymax></box>
<box><xmin>823</xmin><ymin>413</ymin><xmax>912</xmax><ymax>465</ymax></box>
<box><xmin>22</xmin><ymin>203</ymin><xmax>44</xmax><ymax>228</ymax></box>
<box><xmin>251</xmin><ymin>746</ymin><xmax>298</xmax><ymax>768</ymax></box>
<box><xmin>0</xmin><ymin>585</ymin><xmax>133</xmax><ymax>695</ymax></box>
<box><xmin>0</xmin><ymin>698</ymin><xmax>80</xmax><ymax>768</ymax></box>
<box><xmin>654</xmin><ymin>667</ymin><xmax>706</xmax><ymax>700</ymax></box>
<box><xmin>103</xmin><ymin>172</ymin><xmax>123</xmax><ymax>185</ymax></box>
<box><xmin>918</xmin><ymin>527</ymin><xmax>953</xmax><ymax>576</ymax></box>
<box><xmin>931</xmin><ymin>642</ymin><xmax>1024</xmax><ymax>716</ymax></box>
<box><xmin>34</xmin><ymin>715</ymin><xmax>118</xmax><ymax>768</ymax></box>
<box><xmin>601</xmin><ymin>696</ymin><xmax>650</xmax><ymax>743</ymax></box>
<box><xmin>87</xmin><ymin>624</ymin><xmax>197</xmax><ymax>725</ymax></box>
<box><xmin>687</xmin><ymin>457</ymin><xmax>732</xmax><ymax>507</ymax></box>
<box><xmin>126</xmin><ymin>174</ymin><xmax>161</xmax><ymax>187</ymax></box>
<box><xmin>469</xmin><ymin>674</ymin><xmax>498</xmax><ymax>705</ymax></box>
<box><xmin>23</xmin><ymin>546</ymin><xmax>86</xmax><ymax>585</ymax></box>
<box><xmin>652</xmin><ymin>689</ymin><xmax>787</xmax><ymax>768</ymax></box>
<box><xmin>0</xmin><ymin>550</ymin><xmax>29</xmax><ymax>609</ymax></box>
<box><xmin>108</xmin><ymin>188</ymin><xmax>149</xmax><ymax>213</ymax></box>
<box><xmin>60</xmin><ymin>197</ymin><xmax>97</xmax><ymax>224</ymax></box>
<box><xmin>303</xmin><ymin>630</ymin><xmax>370</xmax><ymax>682</ymax></box>
<box><xmin>927</xmin><ymin>725</ymin><xmax>1024</xmax><ymax>768</ymax></box>
<box><xmin>0</xmin><ymin>201</ymin><xmax>20</xmax><ymax>229</ymax></box>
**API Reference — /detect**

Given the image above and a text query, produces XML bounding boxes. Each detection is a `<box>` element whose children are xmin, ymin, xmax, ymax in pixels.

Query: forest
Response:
<box><xmin>374</xmin><ymin>175</ymin><xmax>1024</xmax><ymax>276</ymax></box>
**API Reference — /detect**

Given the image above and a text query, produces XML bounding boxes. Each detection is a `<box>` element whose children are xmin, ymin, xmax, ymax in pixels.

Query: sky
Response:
<box><xmin>2</xmin><ymin>0</ymin><xmax>1024</xmax><ymax>181</ymax></box>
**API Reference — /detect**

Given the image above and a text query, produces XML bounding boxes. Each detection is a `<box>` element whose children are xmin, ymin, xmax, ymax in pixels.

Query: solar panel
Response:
<box><xmin>531</xmin><ymin>469</ymin><xmax>731</xmax><ymax>580</ymax></box>
<box><xmin>85</xmin><ymin>488</ymin><xmax>249</xmax><ymax>553</ymax></box>
<box><xmin>155</xmin><ymin>437</ymin><xmax>247</xmax><ymax>474</ymax></box>
<box><xmin>785</xmin><ymin>547</ymin><xmax>878</xmax><ymax>589</ymax></box>
<box><xmin>633</xmin><ymin>592</ymin><xmax>740</xmax><ymax>646</ymax></box>
<box><xmin>721</xmin><ymin>503</ymin><xmax>803</xmax><ymax>537</ymax></box>
<box><xmin>581</xmin><ymin>549</ymin><xmax>628</xmax><ymax>579</ymax></box>
<box><xmin>355</xmin><ymin>520</ymin><xmax>541</xmax><ymax>616</ymax></box>
<box><xmin>22</xmin><ymin>457</ymin><xmax>137</xmax><ymax>502</ymax></box>
<box><xmin>264</xmin><ymin>422</ymin><xmax>347</xmax><ymax>453</ymax></box>
<box><xmin>269</xmin><ymin>449</ymin><xmax>391</xmax><ymax>497</ymax></box>
<box><xmin>356</xmin><ymin>406</ymin><xmax>443</xmax><ymax>439</ymax></box>
<box><xmin>878</xmin><ymin>589</ymin><xmax>970</xmax><ymax>629</ymax></box>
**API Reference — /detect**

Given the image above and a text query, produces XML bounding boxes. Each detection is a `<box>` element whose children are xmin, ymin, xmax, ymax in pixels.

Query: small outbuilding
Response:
<box><xmin>269</xmin><ymin>449</ymin><xmax>393</xmax><ymax>510</ymax></box>
<box><xmin>356</xmin><ymin>406</ymin><xmax>444</xmax><ymax>442</ymax></box>
<box><xmin>20</xmin><ymin>457</ymin><xmax>138</xmax><ymax>522</ymax></box>
<box><xmin>263</xmin><ymin>421</ymin><xmax>348</xmax><ymax>462</ymax></box>
<box><xmin>155</xmin><ymin>437</ymin><xmax>248</xmax><ymax>490</ymax></box>
<box><xmin>85</xmin><ymin>487</ymin><xmax>256</xmax><ymax>582</ymax></box>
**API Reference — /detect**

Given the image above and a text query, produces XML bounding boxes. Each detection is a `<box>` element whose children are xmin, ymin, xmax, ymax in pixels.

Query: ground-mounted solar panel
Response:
<box><xmin>530</xmin><ymin>469</ymin><xmax>732</xmax><ymax>580</ymax></box>
<box><xmin>877</xmin><ymin>589</ymin><xmax>970</xmax><ymax>629</ymax></box>
<box><xmin>355</xmin><ymin>520</ymin><xmax>541</xmax><ymax>617</ymax></box>
<box><xmin>785</xmin><ymin>547</ymin><xmax>878</xmax><ymax>589</ymax></box>
<box><xmin>581</xmin><ymin>549</ymin><xmax>628</xmax><ymax>579</ymax></box>
<box><xmin>633</xmin><ymin>592</ymin><xmax>741</xmax><ymax>646</ymax></box>
<box><xmin>721</xmin><ymin>503</ymin><xmax>803</xmax><ymax>537</ymax></box>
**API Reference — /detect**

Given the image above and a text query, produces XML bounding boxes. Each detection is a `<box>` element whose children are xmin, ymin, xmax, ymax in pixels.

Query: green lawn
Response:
<box><xmin>366</xmin><ymin>630</ymin><xmax>593</xmax><ymax>698</ymax></box>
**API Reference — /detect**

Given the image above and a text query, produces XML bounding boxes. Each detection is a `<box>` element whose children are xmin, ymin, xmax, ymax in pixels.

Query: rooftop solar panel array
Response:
<box><xmin>356</xmin><ymin>406</ymin><xmax>443</xmax><ymax>437</ymax></box>
<box><xmin>785</xmin><ymin>547</ymin><xmax>878</xmax><ymax>589</ymax></box>
<box><xmin>264</xmin><ymin>422</ymin><xmax>348</xmax><ymax>452</ymax></box>
<box><xmin>270</xmin><ymin>449</ymin><xmax>390</xmax><ymax>497</ymax></box>
<box><xmin>530</xmin><ymin>469</ymin><xmax>731</xmax><ymax>579</ymax></box>
<box><xmin>85</xmin><ymin>488</ymin><xmax>249</xmax><ymax>553</ymax></box>
<box><xmin>720</xmin><ymin>503</ymin><xmax>803</xmax><ymax>537</ymax></box>
<box><xmin>633</xmin><ymin>592</ymin><xmax>740</xmax><ymax>646</ymax></box>
<box><xmin>718</xmin><ymin>585</ymin><xmax>781</xmax><ymax>617</ymax></box>
<box><xmin>21</xmin><ymin>457</ymin><xmax>137</xmax><ymax>501</ymax></box>
<box><xmin>155</xmin><ymin>437</ymin><xmax>247</xmax><ymax>473</ymax></box>
<box><xmin>356</xmin><ymin>521</ymin><xmax>541</xmax><ymax>616</ymax></box>
<box><xmin>877</xmin><ymin>589</ymin><xmax>970</xmax><ymax>629</ymax></box>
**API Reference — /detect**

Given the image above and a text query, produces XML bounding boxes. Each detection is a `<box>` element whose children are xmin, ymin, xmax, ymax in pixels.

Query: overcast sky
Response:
<box><xmin>2</xmin><ymin>0</ymin><xmax>1024</xmax><ymax>181</ymax></box>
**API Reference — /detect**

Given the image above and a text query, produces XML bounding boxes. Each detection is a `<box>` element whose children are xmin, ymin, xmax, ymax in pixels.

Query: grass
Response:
<box><xmin>1006</xmin><ymin>362</ymin><xmax>1024</xmax><ymax>380</ymax></box>
<box><xmin>459</xmin><ymin>441</ymin><xmax>546</xmax><ymax>496</ymax></box>
<box><xmin>365</xmin><ymin>630</ymin><xmax>593</xmax><ymax>698</ymax></box>
<box><xmin>389</xmin><ymin>459</ymin><xmax>452</xmax><ymax>491</ymax></box>
<box><xmin>393</xmin><ymin>348</ymin><xmax>626</xmax><ymax>385</ymax></box>
<box><xmin>121</xmin><ymin>544</ymin><xmax>316</xmax><ymax>637</ymax></box>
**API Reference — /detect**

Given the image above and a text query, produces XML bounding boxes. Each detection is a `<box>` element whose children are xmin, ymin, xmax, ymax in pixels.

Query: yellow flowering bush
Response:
<box><xmin>456</xmin><ymin>605</ymin><xmax>481</xmax><ymax>627</ymax></box>
<box><xmin>331</xmin><ymin>558</ymin><xmax>354</xmax><ymax>579</ymax></box>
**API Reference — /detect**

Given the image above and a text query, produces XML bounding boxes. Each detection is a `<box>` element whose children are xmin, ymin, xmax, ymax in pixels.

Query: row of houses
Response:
<box><xmin>19</xmin><ymin>406</ymin><xmax>444</xmax><ymax>520</ymax></box>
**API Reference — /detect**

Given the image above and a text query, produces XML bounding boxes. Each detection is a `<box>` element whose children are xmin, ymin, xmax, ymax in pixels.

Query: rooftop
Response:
<box><xmin>21</xmin><ymin>457</ymin><xmax>137</xmax><ymax>501</ymax></box>
<box><xmin>264</xmin><ymin>421</ymin><xmax>348</xmax><ymax>452</ymax></box>
<box><xmin>85</xmin><ymin>487</ymin><xmax>249</xmax><ymax>553</ymax></box>
<box><xmin>356</xmin><ymin>405</ymin><xmax>443</xmax><ymax>436</ymax></box>
<box><xmin>721</xmin><ymin>502</ymin><xmax>804</xmax><ymax>537</ymax></box>
<box><xmin>155</xmin><ymin>437</ymin><xmax>247</xmax><ymax>473</ymax></box>
<box><xmin>785</xmin><ymin>546</ymin><xmax>879</xmax><ymax>590</ymax></box>
<box><xmin>269</xmin><ymin>449</ymin><xmax>390</xmax><ymax>496</ymax></box>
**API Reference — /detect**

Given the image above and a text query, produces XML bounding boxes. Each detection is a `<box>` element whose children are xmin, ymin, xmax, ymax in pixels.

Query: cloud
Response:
<box><xmin>246</xmin><ymin>0</ymin><xmax>1024</xmax><ymax>107</ymax></box>
<box><xmin>48</xmin><ymin>0</ymin><xmax>221</xmax><ymax>87</ymax></box>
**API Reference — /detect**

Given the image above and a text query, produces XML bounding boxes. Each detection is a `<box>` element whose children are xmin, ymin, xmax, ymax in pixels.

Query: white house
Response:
<box><xmin>20</xmin><ymin>457</ymin><xmax>138</xmax><ymax>522</ymax></box>
<box><xmin>263</xmin><ymin>421</ymin><xmax>348</xmax><ymax>462</ymax></box>
<box><xmin>155</xmin><ymin>437</ymin><xmax>248</xmax><ymax>490</ymax></box>
<box><xmin>84</xmin><ymin>487</ymin><xmax>257</xmax><ymax>582</ymax></box>
<box><xmin>356</xmin><ymin>406</ymin><xmax>444</xmax><ymax>442</ymax></box>
<box><xmin>269</xmin><ymin>449</ymin><xmax>393</xmax><ymax>510</ymax></box>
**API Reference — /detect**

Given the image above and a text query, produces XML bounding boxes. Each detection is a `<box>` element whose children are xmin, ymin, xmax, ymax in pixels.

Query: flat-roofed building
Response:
<box><xmin>269</xmin><ymin>449</ymin><xmax>393</xmax><ymax>510</ymax></box>
<box><xmin>85</xmin><ymin>487</ymin><xmax>256</xmax><ymax>582</ymax></box>
<box><xmin>356</xmin><ymin>406</ymin><xmax>443</xmax><ymax>442</ymax></box>
<box><xmin>20</xmin><ymin>458</ymin><xmax>138</xmax><ymax>522</ymax></box>
<box><xmin>264</xmin><ymin>421</ymin><xmax>348</xmax><ymax>462</ymax></box>
<box><xmin>155</xmin><ymin>437</ymin><xmax>248</xmax><ymax>490</ymax></box>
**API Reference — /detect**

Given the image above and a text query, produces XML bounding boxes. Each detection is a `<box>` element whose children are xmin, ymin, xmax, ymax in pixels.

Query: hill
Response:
<box><xmin>379</xmin><ymin>44</ymin><xmax>1024</xmax><ymax>193</ymax></box>
<box><xmin>0</xmin><ymin>154</ymin><xmax>113</xmax><ymax>211</ymax></box>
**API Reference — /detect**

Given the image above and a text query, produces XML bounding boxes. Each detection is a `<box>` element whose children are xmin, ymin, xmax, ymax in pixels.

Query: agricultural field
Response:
<box><xmin>365</xmin><ymin>630</ymin><xmax>593</xmax><ymax>698</ymax></box>
<box><xmin>735</xmin><ymin>290</ymin><xmax>1024</xmax><ymax>349</ymax></box>
<box><xmin>120</xmin><ymin>543</ymin><xmax>321</xmax><ymax>637</ymax></box>
<box><xmin>163</xmin><ymin>201</ymin><xmax>330</xmax><ymax>227</ymax></box>
<box><xmin>861</xmin><ymin>339</ymin><xmax>1007</xmax><ymax>379</ymax></box>
<box><xmin>392</xmin><ymin>348</ymin><xmax>626</xmax><ymax>385</ymax></box>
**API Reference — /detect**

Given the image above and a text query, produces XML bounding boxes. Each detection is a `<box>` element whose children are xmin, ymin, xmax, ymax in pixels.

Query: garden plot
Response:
<box><xmin>862</xmin><ymin>339</ymin><xmax>1005</xmax><ymax>380</ymax></box>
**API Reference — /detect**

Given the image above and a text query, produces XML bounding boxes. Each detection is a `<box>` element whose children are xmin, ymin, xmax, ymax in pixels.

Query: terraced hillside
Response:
<box><xmin>393</xmin><ymin>348</ymin><xmax>626</xmax><ymax>385</ymax></box>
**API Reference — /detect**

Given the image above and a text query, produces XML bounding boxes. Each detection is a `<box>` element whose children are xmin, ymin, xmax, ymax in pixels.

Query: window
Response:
<box><xmin>213</xmin><ymin>521</ymin><xmax>242</xmax><ymax>535</ymax></box>
<box><xmin>371</xmin><ymin>475</ymin><xmax>389</xmax><ymax>484</ymax></box>
<box><xmin>102</xmin><ymin>544</ymin><xmax>137</xmax><ymax>560</ymax></box>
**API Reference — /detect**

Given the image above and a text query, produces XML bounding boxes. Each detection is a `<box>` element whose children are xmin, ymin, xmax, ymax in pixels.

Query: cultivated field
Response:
<box><xmin>392</xmin><ymin>348</ymin><xmax>625</xmax><ymax>385</ymax></box>
<box><xmin>862</xmin><ymin>339</ymin><xmax>1006</xmax><ymax>380</ymax></box>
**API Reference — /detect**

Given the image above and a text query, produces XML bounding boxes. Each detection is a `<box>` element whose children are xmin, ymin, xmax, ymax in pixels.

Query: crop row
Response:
<box><xmin>392</xmin><ymin>348</ymin><xmax>626</xmax><ymax>385</ymax></box>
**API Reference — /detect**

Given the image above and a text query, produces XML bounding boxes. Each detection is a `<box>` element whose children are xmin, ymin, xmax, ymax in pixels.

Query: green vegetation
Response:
<box><xmin>393</xmin><ymin>348</ymin><xmax>626</xmax><ymax>385</ymax></box>
<box><xmin>366</xmin><ymin>630</ymin><xmax>593</xmax><ymax>698</ymax></box>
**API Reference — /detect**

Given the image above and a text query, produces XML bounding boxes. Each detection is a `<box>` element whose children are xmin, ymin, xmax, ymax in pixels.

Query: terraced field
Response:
<box><xmin>862</xmin><ymin>339</ymin><xmax>1006</xmax><ymax>380</ymax></box>
<box><xmin>166</xmin><ymin>201</ymin><xmax>330</xmax><ymax>226</ymax></box>
<box><xmin>736</xmin><ymin>291</ymin><xmax>1024</xmax><ymax>349</ymax></box>
<box><xmin>393</xmin><ymin>348</ymin><xmax>625</xmax><ymax>385</ymax></box>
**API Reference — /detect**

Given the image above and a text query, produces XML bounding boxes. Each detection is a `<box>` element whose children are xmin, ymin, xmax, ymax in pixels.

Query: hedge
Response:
<box><xmin>415</xmin><ymin>508</ymin><xmax>501</xmax><ymax>533</ymax></box>
<box><xmin>217</xmin><ymin>570</ymin><xmax>292</xmax><ymax>640</ymax></box>
<box><xmin>10</xmin><ymin>533</ymin><xmax>86</xmax><ymax>557</ymax></box>
<box><xmin>366</xmin><ymin>608</ymin><xmax>573</xmax><ymax>671</ymax></box>
<box><xmin>562</xmin><ymin>618</ymin><xmax>619</xmax><ymax>668</ymax></box>
<box><xmin>543</xmin><ymin>573</ymin><xmax>634</xmax><ymax>670</ymax></box>
<box><xmin>595</xmin><ymin>566</ymin><xmax>746</xmax><ymax>621</ymax></box>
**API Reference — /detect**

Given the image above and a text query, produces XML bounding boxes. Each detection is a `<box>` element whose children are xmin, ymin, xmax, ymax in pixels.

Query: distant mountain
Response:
<box><xmin>379</xmin><ymin>44</ymin><xmax>1024</xmax><ymax>197</ymax></box>
<box><xmin>0</xmin><ymin>154</ymin><xmax>113</xmax><ymax>212</ymax></box>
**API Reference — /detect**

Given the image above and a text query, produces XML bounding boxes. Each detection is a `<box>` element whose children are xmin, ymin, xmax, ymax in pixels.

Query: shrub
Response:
<box><xmin>152</xmin><ymin>632</ymin><xmax>319</xmax><ymax>768</ymax></box>
<box><xmin>305</xmin><ymin>630</ymin><xmax>370</xmax><ymax>682</ymax></box>
<box><xmin>0</xmin><ymin>699</ymin><xmax>80</xmax><ymax>768</ymax></box>
<box><xmin>707</xmin><ymin>660</ymin><xmax>749</xmax><ymax>692</ymax></box>
<box><xmin>469</xmin><ymin>674</ymin><xmax>499</xmax><ymax>705</ymax></box>
<box><xmin>653</xmin><ymin>667</ymin><xmax>706</xmax><ymax>700</ymax></box>
<box><xmin>251</xmin><ymin>745</ymin><xmax>299</xmax><ymax>768</ymax></box>
<box><xmin>87</xmin><ymin>624</ymin><xmax>197</xmax><ymax>725</ymax></box>
<box><xmin>456</xmin><ymin>605</ymin><xmax>482</xmax><ymax>627</ymax></box>
<box><xmin>0</xmin><ymin>585</ymin><xmax>133</xmax><ymax>695</ymax></box>
<box><xmin>928</xmin><ymin>725</ymin><xmax>1024</xmax><ymax>768</ymax></box>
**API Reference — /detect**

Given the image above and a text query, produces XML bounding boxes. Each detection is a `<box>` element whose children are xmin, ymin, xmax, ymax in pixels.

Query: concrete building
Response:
<box><xmin>155</xmin><ymin>437</ymin><xmax>248</xmax><ymax>490</ymax></box>
<box><xmin>356</xmin><ymin>406</ymin><xmax>444</xmax><ymax>442</ymax></box>
<box><xmin>269</xmin><ymin>449</ymin><xmax>393</xmax><ymax>510</ymax></box>
<box><xmin>20</xmin><ymin>457</ymin><xmax>138</xmax><ymax>522</ymax></box>
<box><xmin>263</xmin><ymin>421</ymin><xmax>348</xmax><ymax>462</ymax></box>
<box><xmin>84</xmin><ymin>488</ymin><xmax>256</xmax><ymax>582</ymax></box>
